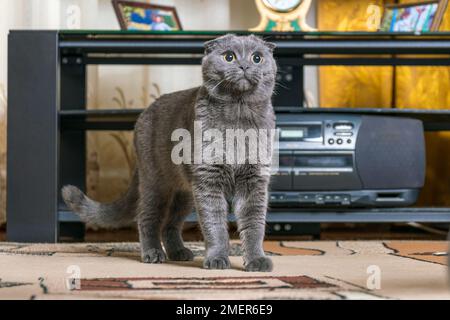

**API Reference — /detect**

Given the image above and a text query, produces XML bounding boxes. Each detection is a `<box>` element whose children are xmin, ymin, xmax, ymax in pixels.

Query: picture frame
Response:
<box><xmin>112</xmin><ymin>0</ymin><xmax>182</xmax><ymax>31</ymax></box>
<box><xmin>380</xmin><ymin>0</ymin><xmax>448</xmax><ymax>32</ymax></box>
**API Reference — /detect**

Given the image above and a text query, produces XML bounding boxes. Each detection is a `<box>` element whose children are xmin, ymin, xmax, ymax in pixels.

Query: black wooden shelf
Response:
<box><xmin>60</xmin><ymin>109</ymin><xmax>142</xmax><ymax>130</ymax></box>
<box><xmin>58</xmin><ymin>208</ymin><xmax>450</xmax><ymax>224</ymax></box>
<box><xmin>8</xmin><ymin>30</ymin><xmax>450</xmax><ymax>242</ymax></box>
<box><xmin>60</xmin><ymin>107</ymin><xmax>450</xmax><ymax>131</ymax></box>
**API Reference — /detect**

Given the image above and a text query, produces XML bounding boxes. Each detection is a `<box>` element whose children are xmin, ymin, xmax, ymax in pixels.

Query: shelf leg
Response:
<box><xmin>7</xmin><ymin>31</ymin><xmax>60</xmax><ymax>242</ymax></box>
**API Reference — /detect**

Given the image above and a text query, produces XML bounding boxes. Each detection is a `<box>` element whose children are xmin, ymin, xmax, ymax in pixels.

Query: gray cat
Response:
<box><xmin>62</xmin><ymin>34</ymin><xmax>277</xmax><ymax>272</ymax></box>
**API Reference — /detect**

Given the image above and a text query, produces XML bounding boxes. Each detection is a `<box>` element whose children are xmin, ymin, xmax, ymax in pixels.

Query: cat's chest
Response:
<box><xmin>204</xmin><ymin>103</ymin><xmax>274</xmax><ymax>131</ymax></box>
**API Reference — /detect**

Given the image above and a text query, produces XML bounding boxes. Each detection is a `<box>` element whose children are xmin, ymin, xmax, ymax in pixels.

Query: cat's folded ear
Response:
<box><xmin>204</xmin><ymin>34</ymin><xmax>236</xmax><ymax>55</ymax></box>
<box><xmin>264</xmin><ymin>41</ymin><xmax>277</xmax><ymax>52</ymax></box>
<box><xmin>249</xmin><ymin>34</ymin><xmax>276</xmax><ymax>53</ymax></box>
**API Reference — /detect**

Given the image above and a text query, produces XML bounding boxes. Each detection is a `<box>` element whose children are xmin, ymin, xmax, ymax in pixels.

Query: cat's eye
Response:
<box><xmin>252</xmin><ymin>53</ymin><xmax>263</xmax><ymax>64</ymax></box>
<box><xmin>223</xmin><ymin>51</ymin><xmax>236</xmax><ymax>63</ymax></box>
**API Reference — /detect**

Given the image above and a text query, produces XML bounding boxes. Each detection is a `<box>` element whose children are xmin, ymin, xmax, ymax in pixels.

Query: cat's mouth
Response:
<box><xmin>234</xmin><ymin>77</ymin><xmax>253</xmax><ymax>92</ymax></box>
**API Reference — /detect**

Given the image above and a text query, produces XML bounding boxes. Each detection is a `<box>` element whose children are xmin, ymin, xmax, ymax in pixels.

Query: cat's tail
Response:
<box><xmin>61</xmin><ymin>169</ymin><xmax>139</xmax><ymax>229</ymax></box>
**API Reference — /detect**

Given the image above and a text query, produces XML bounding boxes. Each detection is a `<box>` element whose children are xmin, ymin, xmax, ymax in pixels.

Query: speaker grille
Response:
<box><xmin>355</xmin><ymin>116</ymin><xmax>425</xmax><ymax>189</ymax></box>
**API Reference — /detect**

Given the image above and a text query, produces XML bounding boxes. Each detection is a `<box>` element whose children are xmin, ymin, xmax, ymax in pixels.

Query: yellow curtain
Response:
<box><xmin>318</xmin><ymin>0</ymin><xmax>393</xmax><ymax>108</ymax></box>
<box><xmin>318</xmin><ymin>0</ymin><xmax>450</xmax><ymax>206</ymax></box>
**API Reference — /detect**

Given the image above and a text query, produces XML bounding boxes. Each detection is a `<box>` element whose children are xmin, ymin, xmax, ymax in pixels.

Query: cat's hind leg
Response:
<box><xmin>162</xmin><ymin>191</ymin><xmax>195</xmax><ymax>261</ymax></box>
<box><xmin>137</xmin><ymin>180</ymin><xmax>173</xmax><ymax>264</ymax></box>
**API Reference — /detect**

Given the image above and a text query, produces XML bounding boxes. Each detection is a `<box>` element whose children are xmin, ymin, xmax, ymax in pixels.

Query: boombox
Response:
<box><xmin>270</xmin><ymin>113</ymin><xmax>426</xmax><ymax>208</ymax></box>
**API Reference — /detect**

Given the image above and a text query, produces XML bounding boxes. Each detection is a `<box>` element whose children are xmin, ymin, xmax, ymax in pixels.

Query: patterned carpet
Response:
<box><xmin>0</xmin><ymin>241</ymin><xmax>448</xmax><ymax>300</ymax></box>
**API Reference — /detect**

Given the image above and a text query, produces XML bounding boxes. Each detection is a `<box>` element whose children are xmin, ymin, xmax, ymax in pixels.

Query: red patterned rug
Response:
<box><xmin>0</xmin><ymin>241</ymin><xmax>448</xmax><ymax>300</ymax></box>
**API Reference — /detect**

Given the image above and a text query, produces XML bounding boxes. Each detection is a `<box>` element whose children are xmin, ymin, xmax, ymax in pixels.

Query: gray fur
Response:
<box><xmin>62</xmin><ymin>34</ymin><xmax>277</xmax><ymax>272</ymax></box>
<box><xmin>61</xmin><ymin>170</ymin><xmax>138</xmax><ymax>229</ymax></box>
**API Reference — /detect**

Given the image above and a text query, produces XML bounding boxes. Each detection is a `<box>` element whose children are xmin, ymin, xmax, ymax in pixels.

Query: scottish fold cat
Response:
<box><xmin>62</xmin><ymin>34</ymin><xmax>277</xmax><ymax>271</ymax></box>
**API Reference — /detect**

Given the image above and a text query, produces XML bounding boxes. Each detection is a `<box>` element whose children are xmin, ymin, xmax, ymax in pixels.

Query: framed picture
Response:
<box><xmin>380</xmin><ymin>0</ymin><xmax>448</xmax><ymax>32</ymax></box>
<box><xmin>112</xmin><ymin>0</ymin><xmax>182</xmax><ymax>31</ymax></box>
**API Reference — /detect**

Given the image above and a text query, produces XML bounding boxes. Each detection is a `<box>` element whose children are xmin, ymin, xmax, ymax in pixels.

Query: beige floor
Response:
<box><xmin>0</xmin><ymin>240</ymin><xmax>449</xmax><ymax>300</ymax></box>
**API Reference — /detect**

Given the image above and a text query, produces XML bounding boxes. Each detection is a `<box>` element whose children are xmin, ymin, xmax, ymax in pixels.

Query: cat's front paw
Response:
<box><xmin>245</xmin><ymin>257</ymin><xmax>273</xmax><ymax>272</ymax></box>
<box><xmin>142</xmin><ymin>248</ymin><xmax>166</xmax><ymax>264</ymax></box>
<box><xmin>203</xmin><ymin>255</ymin><xmax>231</xmax><ymax>270</ymax></box>
<box><xmin>167</xmin><ymin>247</ymin><xmax>194</xmax><ymax>261</ymax></box>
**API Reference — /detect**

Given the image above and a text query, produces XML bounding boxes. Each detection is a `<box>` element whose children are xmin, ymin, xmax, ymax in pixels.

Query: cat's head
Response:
<box><xmin>202</xmin><ymin>34</ymin><xmax>277</xmax><ymax>102</ymax></box>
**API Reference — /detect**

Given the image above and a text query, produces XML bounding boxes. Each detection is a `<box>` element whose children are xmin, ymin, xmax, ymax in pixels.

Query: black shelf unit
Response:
<box><xmin>7</xmin><ymin>30</ymin><xmax>450</xmax><ymax>242</ymax></box>
<box><xmin>60</xmin><ymin>107</ymin><xmax>450</xmax><ymax>131</ymax></box>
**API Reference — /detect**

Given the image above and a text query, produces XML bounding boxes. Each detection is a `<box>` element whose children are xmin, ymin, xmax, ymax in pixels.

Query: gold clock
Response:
<box><xmin>251</xmin><ymin>0</ymin><xmax>316</xmax><ymax>32</ymax></box>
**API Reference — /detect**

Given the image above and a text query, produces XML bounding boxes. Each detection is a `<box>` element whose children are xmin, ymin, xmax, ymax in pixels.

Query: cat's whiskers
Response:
<box><xmin>210</xmin><ymin>79</ymin><xmax>226</xmax><ymax>93</ymax></box>
<box><xmin>274</xmin><ymin>81</ymin><xmax>289</xmax><ymax>90</ymax></box>
<box><xmin>203</xmin><ymin>78</ymin><xmax>219</xmax><ymax>87</ymax></box>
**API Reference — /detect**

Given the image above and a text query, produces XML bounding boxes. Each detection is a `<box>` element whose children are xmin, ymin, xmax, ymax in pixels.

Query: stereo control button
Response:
<box><xmin>333</xmin><ymin>123</ymin><xmax>354</xmax><ymax>130</ymax></box>
<box><xmin>299</xmin><ymin>195</ymin><xmax>315</xmax><ymax>203</ymax></box>
<box><xmin>315</xmin><ymin>195</ymin><xmax>325</xmax><ymax>204</ymax></box>
<box><xmin>337</xmin><ymin>139</ymin><xmax>343</xmax><ymax>145</ymax></box>
<box><xmin>342</xmin><ymin>196</ymin><xmax>351</xmax><ymax>205</ymax></box>
<box><xmin>328</xmin><ymin>139</ymin><xmax>335</xmax><ymax>145</ymax></box>
<box><xmin>334</xmin><ymin>132</ymin><xmax>353</xmax><ymax>137</ymax></box>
